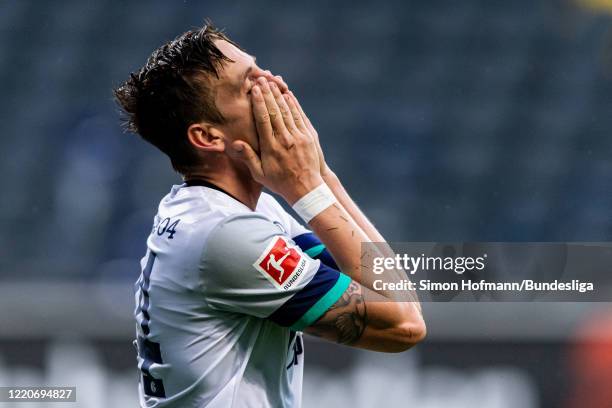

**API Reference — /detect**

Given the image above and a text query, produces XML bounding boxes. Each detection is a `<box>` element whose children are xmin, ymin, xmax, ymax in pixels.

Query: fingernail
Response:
<box><xmin>233</xmin><ymin>143</ymin><xmax>244</xmax><ymax>152</ymax></box>
<box><xmin>258</xmin><ymin>77</ymin><xmax>267</xmax><ymax>85</ymax></box>
<box><xmin>252</xmin><ymin>85</ymin><xmax>260</xmax><ymax>95</ymax></box>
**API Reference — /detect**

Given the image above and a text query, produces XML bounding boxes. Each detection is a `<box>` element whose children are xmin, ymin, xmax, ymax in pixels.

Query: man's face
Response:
<box><xmin>213</xmin><ymin>39</ymin><xmax>269</xmax><ymax>152</ymax></box>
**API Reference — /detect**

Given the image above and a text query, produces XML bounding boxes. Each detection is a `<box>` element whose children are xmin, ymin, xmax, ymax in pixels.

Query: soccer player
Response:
<box><xmin>114</xmin><ymin>21</ymin><xmax>425</xmax><ymax>408</ymax></box>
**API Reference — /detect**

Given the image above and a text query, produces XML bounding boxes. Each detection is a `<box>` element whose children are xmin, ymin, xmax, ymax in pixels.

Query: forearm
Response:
<box><xmin>307</xmin><ymin>200</ymin><xmax>424</xmax><ymax>340</ymax></box>
<box><xmin>308</xmin><ymin>199</ymin><xmax>413</xmax><ymax>303</ymax></box>
<box><xmin>313</xmin><ymin>176</ymin><xmax>422</xmax><ymax>311</ymax></box>
<box><xmin>323</xmin><ymin>171</ymin><xmax>385</xmax><ymax>243</ymax></box>
<box><xmin>308</xmin><ymin>201</ymin><xmax>369</xmax><ymax>281</ymax></box>
<box><xmin>305</xmin><ymin>279</ymin><xmax>425</xmax><ymax>352</ymax></box>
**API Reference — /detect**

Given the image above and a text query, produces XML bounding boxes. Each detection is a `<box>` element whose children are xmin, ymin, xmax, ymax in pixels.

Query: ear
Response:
<box><xmin>186</xmin><ymin>123</ymin><xmax>225</xmax><ymax>152</ymax></box>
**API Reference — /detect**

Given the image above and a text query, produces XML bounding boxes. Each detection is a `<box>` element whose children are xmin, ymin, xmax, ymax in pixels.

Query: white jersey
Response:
<box><xmin>134</xmin><ymin>182</ymin><xmax>350</xmax><ymax>408</ymax></box>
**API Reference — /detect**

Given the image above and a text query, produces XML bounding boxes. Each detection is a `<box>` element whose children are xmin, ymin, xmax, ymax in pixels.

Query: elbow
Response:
<box><xmin>392</xmin><ymin>317</ymin><xmax>427</xmax><ymax>352</ymax></box>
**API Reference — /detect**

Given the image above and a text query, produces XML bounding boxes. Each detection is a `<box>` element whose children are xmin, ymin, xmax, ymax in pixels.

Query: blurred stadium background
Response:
<box><xmin>1</xmin><ymin>0</ymin><xmax>612</xmax><ymax>407</ymax></box>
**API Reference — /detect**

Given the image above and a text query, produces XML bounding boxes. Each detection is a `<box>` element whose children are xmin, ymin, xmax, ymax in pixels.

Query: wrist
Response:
<box><xmin>283</xmin><ymin>173</ymin><xmax>325</xmax><ymax>206</ymax></box>
<box><xmin>320</xmin><ymin>162</ymin><xmax>333</xmax><ymax>179</ymax></box>
<box><xmin>291</xmin><ymin>182</ymin><xmax>337</xmax><ymax>223</ymax></box>
<box><xmin>322</xmin><ymin>169</ymin><xmax>338</xmax><ymax>188</ymax></box>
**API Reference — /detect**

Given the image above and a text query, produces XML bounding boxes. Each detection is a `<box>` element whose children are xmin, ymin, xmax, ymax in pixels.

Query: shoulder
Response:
<box><xmin>203</xmin><ymin>212</ymin><xmax>283</xmax><ymax>255</ymax></box>
<box><xmin>257</xmin><ymin>192</ymin><xmax>288</xmax><ymax>214</ymax></box>
<box><xmin>257</xmin><ymin>192</ymin><xmax>309</xmax><ymax>238</ymax></box>
<box><xmin>149</xmin><ymin>184</ymin><xmax>257</xmax><ymax>253</ymax></box>
<box><xmin>199</xmin><ymin>212</ymin><xmax>293</xmax><ymax>287</ymax></box>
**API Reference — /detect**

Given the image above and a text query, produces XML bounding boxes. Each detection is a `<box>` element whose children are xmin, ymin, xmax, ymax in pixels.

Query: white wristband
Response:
<box><xmin>292</xmin><ymin>183</ymin><xmax>337</xmax><ymax>223</ymax></box>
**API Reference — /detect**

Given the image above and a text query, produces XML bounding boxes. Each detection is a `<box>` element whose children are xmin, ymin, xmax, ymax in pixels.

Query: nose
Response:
<box><xmin>247</xmin><ymin>65</ymin><xmax>266</xmax><ymax>77</ymax></box>
<box><xmin>249</xmin><ymin>67</ymin><xmax>270</xmax><ymax>82</ymax></box>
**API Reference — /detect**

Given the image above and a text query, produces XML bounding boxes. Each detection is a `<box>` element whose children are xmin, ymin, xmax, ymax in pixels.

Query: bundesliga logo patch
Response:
<box><xmin>254</xmin><ymin>236</ymin><xmax>309</xmax><ymax>290</ymax></box>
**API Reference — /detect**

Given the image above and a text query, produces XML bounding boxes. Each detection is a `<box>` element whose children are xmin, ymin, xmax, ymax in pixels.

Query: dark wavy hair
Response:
<box><xmin>114</xmin><ymin>20</ymin><xmax>241</xmax><ymax>173</ymax></box>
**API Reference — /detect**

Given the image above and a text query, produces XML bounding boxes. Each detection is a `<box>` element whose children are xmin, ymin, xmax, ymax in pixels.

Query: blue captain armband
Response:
<box><xmin>292</xmin><ymin>233</ymin><xmax>339</xmax><ymax>270</ymax></box>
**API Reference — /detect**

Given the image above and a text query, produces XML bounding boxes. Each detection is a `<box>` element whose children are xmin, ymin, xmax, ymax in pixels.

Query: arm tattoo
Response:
<box><xmin>307</xmin><ymin>281</ymin><xmax>368</xmax><ymax>345</ymax></box>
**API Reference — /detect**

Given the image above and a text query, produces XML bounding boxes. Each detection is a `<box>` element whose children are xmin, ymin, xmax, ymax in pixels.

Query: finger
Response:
<box><xmin>289</xmin><ymin>91</ymin><xmax>316</xmax><ymax>134</ymax></box>
<box><xmin>273</xmin><ymin>75</ymin><xmax>288</xmax><ymax>93</ymax></box>
<box><xmin>270</xmin><ymin>81</ymin><xmax>298</xmax><ymax>135</ymax></box>
<box><xmin>258</xmin><ymin>77</ymin><xmax>289</xmax><ymax>140</ymax></box>
<box><xmin>250</xmin><ymin>84</ymin><xmax>276</xmax><ymax>151</ymax></box>
<box><xmin>231</xmin><ymin>140</ymin><xmax>264</xmax><ymax>181</ymax></box>
<box><xmin>262</xmin><ymin>70</ymin><xmax>288</xmax><ymax>93</ymax></box>
<box><xmin>283</xmin><ymin>93</ymin><xmax>308</xmax><ymax>133</ymax></box>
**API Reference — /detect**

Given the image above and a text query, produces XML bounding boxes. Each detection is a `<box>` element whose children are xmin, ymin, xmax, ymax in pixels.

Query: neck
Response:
<box><xmin>183</xmin><ymin>160</ymin><xmax>262</xmax><ymax>211</ymax></box>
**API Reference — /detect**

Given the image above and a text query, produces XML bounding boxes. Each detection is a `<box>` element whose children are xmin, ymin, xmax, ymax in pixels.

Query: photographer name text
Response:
<box><xmin>373</xmin><ymin>279</ymin><xmax>594</xmax><ymax>293</ymax></box>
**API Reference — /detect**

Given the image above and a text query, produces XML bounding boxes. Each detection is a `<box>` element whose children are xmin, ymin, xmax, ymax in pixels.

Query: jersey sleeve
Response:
<box><xmin>200</xmin><ymin>213</ymin><xmax>351</xmax><ymax>330</ymax></box>
<box><xmin>285</xmin><ymin>211</ymin><xmax>310</xmax><ymax>238</ymax></box>
<box><xmin>259</xmin><ymin>193</ymin><xmax>340</xmax><ymax>270</ymax></box>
